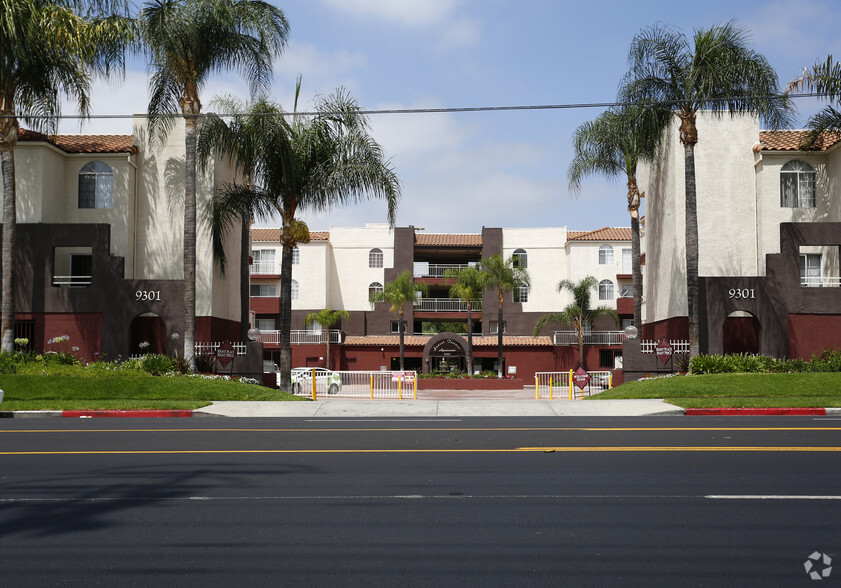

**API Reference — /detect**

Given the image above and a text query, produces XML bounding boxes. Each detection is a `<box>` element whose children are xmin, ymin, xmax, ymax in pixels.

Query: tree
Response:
<box><xmin>443</xmin><ymin>264</ymin><xmax>484</xmax><ymax>375</ymax></box>
<box><xmin>0</xmin><ymin>0</ymin><xmax>132</xmax><ymax>352</ymax></box>
<box><xmin>304</xmin><ymin>308</ymin><xmax>350</xmax><ymax>371</ymax></box>
<box><xmin>479</xmin><ymin>254</ymin><xmax>530</xmax><ymax>378</ymax></box>
<box><xmin>138</xmin><ymin>0</ymin><xmax>289</xmax><ymax>370</ymax></box>
<box><xmin>787</xmin><ymin>55</ymin><xmax>841</xmax><ymax>147</ymax></box>
<box><xmin>568</xmin><ymin>105</ymin><xmax>669</xmax><ymax>330</ymax></box>
<box><xmin>370</xmin><ymin>270</ymin><xmax>427</xmax><ymax>371</ymax></box>
<box><xmin>533</xmin><ymin>276</ymin><xmax>618</xmax><ymax>370</ymax></box>
<box><xmin>203</xmin><ymin>89</ymin><xmax>400</xmax><ymax>392</ymax></box>
<box><xmin>622</xmin><ymin>21</ymin><xmax>792</xmax><ymax>357</ymax></box>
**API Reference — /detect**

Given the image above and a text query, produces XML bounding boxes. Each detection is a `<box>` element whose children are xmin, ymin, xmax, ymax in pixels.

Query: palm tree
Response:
<box><xmin>787</xmin><ymin>55</ymin><xmax>841</xmax><ymax>147</ymax></box>
<box><xmin>479</xmin><ymin>254</ymin><xmax>530</xmax><ymax>378</ymax></box>
<box><xmin>443</xmin><ymin>265</ymin><xmax>483</xmax><ymax>375</ymax></box>
<box><xmin>138</xmin><ymin>0</ymin><xmax>289</xmax><ymax>370</ymax></box>
<box><xmin>204</xmin><ymin>89</ymin><xmax>400</xmax><ymax>392</ymax></box>
<box><xmin>371</xmin><ymin>270</ymin><xmax>427</xmax><ymax>371</ymax></box>
<box><xmin>622</xmin><ymin>21</ymin><xmax>792</xmax><ymax>357</ymax></box>
<box><xmin>533</xmin><ymin>276</ymin><xmax>618</xmax><ymax>370</ymax></box>
<box><xmin>568</xmin><ymin>105</ymin><xmax>669</xmax><ymax>330</ymax></box>
<box><xmin>304</xmin><ymin>308</ymin><xmax>350</xmax><ymax>371</ymax></box>
<box><xmin>0</xmin><ymin>0</ymin><xmax>132</xmax><ymax>352</ymax></box>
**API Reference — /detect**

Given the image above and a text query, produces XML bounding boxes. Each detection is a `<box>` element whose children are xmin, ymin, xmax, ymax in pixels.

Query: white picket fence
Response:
<box><xmin>534</xmin><ymin>370</ymin><xmax>613</xmax><ymax>399</ymax></box>
<box><xmin>287</xmin><ymin>370</ymin><xmax>419</xmax><ymax>400</ymax></box>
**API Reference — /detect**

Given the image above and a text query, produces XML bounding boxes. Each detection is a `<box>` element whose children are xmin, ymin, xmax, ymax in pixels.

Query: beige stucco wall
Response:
<box><xmin>501</xmin><ymin>227</ymin><xmax>568</xmax><ymax>312</ymax></box>
<box><xmin>328</xmin><ymin>224</ymin><xmax>394</xmax><ymax>311</ymax></box>
<box><xmin>566</xmin><ymin>240</ymin><xmax>628</xmax><ymax>308</ymax></box>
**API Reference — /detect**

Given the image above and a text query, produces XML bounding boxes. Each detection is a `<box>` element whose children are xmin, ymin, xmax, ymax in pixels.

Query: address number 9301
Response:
<box><xmin>728</xmin><ymin>288</ymin><xmax>755</xmax><ymax>299</ymax></box>
<box><xmin>136</xmin><ymin>290</ymin><xmax>162</xmax><ymax>301</ymax></box>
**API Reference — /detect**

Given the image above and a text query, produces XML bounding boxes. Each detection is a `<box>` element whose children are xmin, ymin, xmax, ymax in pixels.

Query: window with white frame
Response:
<box><xmin>599</xmin><ymin>279</ymin><xmax>614</xmax><ymax>300</ymax></box>
<box><xmin>489</xmin><ymin>321</ymin><xmax>506</xmax><ymax>334</ymax></box>
<box><xmin>512</xmin><ymin>248</ymin><xmax>528</xmax><ymax>268</ymax></box>
<box><xmin>599</xmin><ymin>244</ymin><xmax>614</xmax><ymax>265</ymax></box>
<box><xmin>800</xmin><ymin>253</ymin><xmax>822</xmax><ymax>287</ymax></box>
<box><xmin>369</xmin><ymin>248</ymin><xmax>383</xmax><ymax>268</ymax></box>
<box><xmin>78</xmin><ymin>161</ymin><xmax>114</xmax><ymax>209</ymax></box>
<box><xmin>255</xmin><ymin>318</ymin><xmax>275</xmax><ymax>331</ymax></box>
<box><xmin>292</xmin><ymin>247</ymin><xmax>300</xmax><ymax>265</ymax></box>
<box><xmin>781</xmin><ymin>160</ymin><xmax>816</xmax><ymax>208</ymax></box>
<box><xmin>369</xmin><ymin>282</ymin><xmax>383</xmax><ymax>302</ymax></box>
<box><xmin>250</xmin><ymin>284</ymin><xmax>276</xmax><ymax>297</ymax></box>
<box><xmin>622</xmin><ymin>248</ymin><xmax>632</xmax><ymax>274</ymax></box>
<box><xmin>291</xmin><ymin>279</ymin><xmax>299</xmax><ymax>300</ymax></box>
<box><xmin>306</xmin><ymin>319</ymin><xmax>322</xmax><ymax>334</ymax></box>
<box><xmin>514</xmin><ymin>284</ymin><xmax>529</xmax><ymax>303</ymax></box>
<box><xmin>620</xmin><ymin>283</ymin><xmax>634</xmax><ymax>298</ymax></box>
<box><xmin>251</xmin><ymin>249</ymin><xmax>276</xmax><ymax>274</ymax></box>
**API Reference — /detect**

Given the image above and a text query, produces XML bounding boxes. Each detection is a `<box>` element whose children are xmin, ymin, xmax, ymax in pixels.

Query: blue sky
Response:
<box><xmin>63</xmin><ymin>0</ymin><xmax>841</xmax><ymax>233</ymax></box>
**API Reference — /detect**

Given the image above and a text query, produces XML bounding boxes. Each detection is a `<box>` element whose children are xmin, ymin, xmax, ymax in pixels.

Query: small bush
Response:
<box><xmin>0</xmin><ymin>352</ymin><xmax>18</xmax><ymax>374</ymax></box>
<box><xmin>141</xmin><ymin>354</ymin><xmax>175</xmax><ymax>376</ymax></box>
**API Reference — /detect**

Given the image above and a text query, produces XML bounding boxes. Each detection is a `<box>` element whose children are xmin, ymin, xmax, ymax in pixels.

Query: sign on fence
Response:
<box><xmin>655</xmin><ymin>337</ymin><xmax>674</xmax><ymax>365</ymax></box>
<box><xmin>216</xmin><ymin>340</ymin><xmax>236</xmax><ymax>368</ymax></box>
<box><xmin>573</xmin><ymin>367</ymin><xmax>591</xmax><ymax>390</ymax></box>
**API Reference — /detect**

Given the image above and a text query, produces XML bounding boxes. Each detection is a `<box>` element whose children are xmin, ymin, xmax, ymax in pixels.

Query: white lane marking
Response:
<box><xmin>706</xmin><ymin>495</ymin><xmax>841</xmax><ymax>500</ymax></box>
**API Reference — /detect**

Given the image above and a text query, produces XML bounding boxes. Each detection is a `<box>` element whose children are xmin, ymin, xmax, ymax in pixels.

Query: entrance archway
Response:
<box><xmin>723</xmin><ymin>311</ymin><xmax>760</xmax><ymax>355</ymax></box>
<box><xmin>423</xmin><ymin>332</ymin><xmax>468</xmax><ymax>374</ymax></box>
<box><xmin>129</xmin><ymin>313</ymin><xmax>166</xmax><ymax>355</ymax></box>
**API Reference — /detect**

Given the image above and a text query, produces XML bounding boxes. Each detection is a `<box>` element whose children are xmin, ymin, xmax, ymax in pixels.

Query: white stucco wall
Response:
<box><xmin>328</xmin><ymin>224</ymin><xmax>394</xmax><ymax>311</ymax></box>
<box><xmin>501</xmin><ymin>227</ymin><xmax>568</xmax><ymax>312</ymax></box>
<box><xmin>566</xmin><ymin>241</ymin><xmax>628</xmax><ymax>307</ymax></box>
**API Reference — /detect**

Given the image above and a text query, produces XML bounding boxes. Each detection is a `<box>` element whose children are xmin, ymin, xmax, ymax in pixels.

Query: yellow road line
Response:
<box><xmin>1</xmin><ymin>427</ymin><xmax>840</xmax><ymax>434</ymax></box>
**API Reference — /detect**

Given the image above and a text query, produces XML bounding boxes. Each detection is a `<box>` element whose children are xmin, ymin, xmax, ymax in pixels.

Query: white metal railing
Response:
<box><xmin>801</xmin><ymin>276</ymin><xmax>841</xmax><ymax>287</ymax></box>
<box><xmin>258</xmin><ymin>329</ymin><xmax>342</xmax><ymax>345</ymax></box>
<box><xmin>287</xmin><ymin>369</ymin><xmax>418</xmax><ymax>399</ymax></box>
<box><xmin>250</xmin><ymin>262</ymin><xmax>277</xmax><ymax>275</ymax></box>
<box><xmin>640</xmin><ymin>339</ymin><xmax>690</xmax><ymax>354</ymax></box>
<box><xmin>194</xmin><ymin>342</ymin><xmax>247</xmax><ymax>356</ymax></box>
<box><xmin>414</xmin><ymin>263</ymin><xmax>470</xmax><ymax>278</ymax></box>
<box><xmin>413</xmin><ymin>297</ymin><xmax>482</xmax><ymax>312</ymax></box>
<box><xmin>534</xmin><ymin>370</ymin><xmax>612</xmax><ymax>399</ymax></box>
<box><xmin>52</xmin><ymin>275</ymin><xmax>91</xmax><ymax>286</ymax></box>
<box><xmin>553</xmin><ymin>331</ymin><xmax>625</xmax><ymax>345</ymax></box>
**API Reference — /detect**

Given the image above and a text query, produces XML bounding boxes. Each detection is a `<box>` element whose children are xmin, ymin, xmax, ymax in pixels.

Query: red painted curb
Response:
<box><xmin>62</xmin><ymin>410</ymin><xmax>193</xmax><ymax>418</ymax></box>
<box><xmin>685</xmin><ymin>407</ymin><xmax>826</xmax><ymax>416</ymax></box>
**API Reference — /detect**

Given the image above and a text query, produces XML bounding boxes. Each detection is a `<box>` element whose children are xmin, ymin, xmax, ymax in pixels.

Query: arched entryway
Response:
<box><xmin>423</xmin><ymin>332</ymin><xmax>468</xmax><ymax>374</ymax></box>
<box><xmin>129</xmin><ymin>313</ymin><xmax>167</xmax><ymax>355</ymax></box>
<box><xmin>723</xmin><ymin>311</ymin><xmax>761</xmax><ymax>355</ymax></box>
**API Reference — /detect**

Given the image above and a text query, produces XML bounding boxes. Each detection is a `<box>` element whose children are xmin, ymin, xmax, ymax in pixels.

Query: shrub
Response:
<box><xmin>0</xmin><ymin>352</ymin><xmax>17</xmax><ymax>374</ymax></box>
<box><xmin>141</xmin><ymin>354</ymin><xmax>175</xmax><ymax>376</ymax></box>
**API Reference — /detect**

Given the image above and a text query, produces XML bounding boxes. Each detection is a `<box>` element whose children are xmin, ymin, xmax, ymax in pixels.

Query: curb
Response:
<box><xmin>685</xmin><ymin>407</ymin><xmax>827</xmax><ymax>416</ymax></box>
<box><xmin>61</xmin><ymin>410</ymin><xmax>194</xmax><ymax>418</ymax></box>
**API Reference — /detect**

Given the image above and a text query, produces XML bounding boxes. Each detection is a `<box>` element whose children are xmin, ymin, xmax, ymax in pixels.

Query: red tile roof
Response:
<box><xmin>18</xmin><ymin>129</ymin><xmax>137</xmax><ymax>154</ymax></box>
<box><xmin>567</xmin><ymin>227</ymin><xmax>631</xmax><ymax>241</ymax></box>
<box><xmin>251</xmin><ymin>228</ymin><xmax>329</xmax><ymax>242</ymax></box>
<box><xmin>343</xmin><ymin>335</ymin><xmax>552</xmax><ymax>347</ymax></box>
<box><xmin>758</xmin><ymin>130</ymin><xmax>841</xmax><ymax>152</ymax></box>
<box><xmin>415</xmin><ymin>233</ymin><xmax>482</xmax><ymax>246</ymax></box>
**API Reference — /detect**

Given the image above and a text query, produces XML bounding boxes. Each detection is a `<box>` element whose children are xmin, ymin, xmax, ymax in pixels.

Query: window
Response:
<box><xmin>490</xmin><ymin>321</ymin><xmax>506</xmax><ymax>334</ymax></box>
<box><xmin>514</xmin><ymin>285</ymin><xmax>529</xmax><ymax>303</ymax></box>
<box><xmin>251</xmin><ymin>249</ymin><xmax>276</xmax><ymax>274</ymax></box>
<box><xmin>512</xmin><ymin>248</ymin><xmax>527</xmax><ymax>268</ymax></box>
<box><xmin>369</xmin><ymin>248</ymin><xmax>383</xmax><ymax>268</ymax></box>
<box><xmin>781</xmin><ymin>160</ymin><xmax>816</xmax><ymax>208</ymax></box>
<box><xmin>78</xmin><ymin>161</ymin><xmax>114</xmax><ymax>209</ymax></box>
<box><xmin>369</xmin><ymin>282</ymin><xmax>383</xmax><ymax>302</ymax></box>
<box><xmin>291</xmin><ymin>279</ymin><xmax>299</xmax><ymax>300</ymax></box>
<box><xmin>599</xmin><ymin>244</ymin><xmax>614</xmax><ymax>265</ymax></box>
<box><xmin>800</xmin><ymin>253</ymin><xmax>822</xmax><ymax>287</ymax></box>
<box><xmin>69</xmin><ymin>254</ymin><xmax>92</xmax><ymax>287</ymax></box>
<box><xmin>250</xmin><ymin>284</ymin><xmax>276</xmax><ymax>297</ymax></box>
<box><xmin>255</xmin><ymin>318</ymin><xmax>276</xmax><ymax>331</ymax></box>
<box><xmin>622</xmin><ymin>248</ymin><xmax>632</xmax><ymax>274</ymax></box>
<box><xmin>599</xmin><ymin>349</ymin><xmax>622</xmax><ymax>369</ymax></box>
<box><xmin>306</xmin><ymin>319</ymin><xmax>322</xmax><ymax>334</ymax></box>
<box><xmin>53</xmin><ymin>246</ymin><xmax>92</xmax><ymax>287</ymax></box>
<box><xmin>390</xmin><ymin>320</ymin><xmax>401</xmax><ymax>333</ymax></box>
<box><xmin>599</xmin><ymin>279</ymin><xmax>614</xmax><ymax>300</ymax></box>
<box><xmin>292</xmin><ymin>247</ymin><xmax>300</xmax><ymax>265</ymax></box>
<box><xmin>620</xmin><ymin>284</ymin><xmax>634</xmax><ymax>298</ymax></box>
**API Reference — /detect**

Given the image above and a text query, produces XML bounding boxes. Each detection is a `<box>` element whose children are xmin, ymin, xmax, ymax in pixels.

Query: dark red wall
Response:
<box><xmin>787</xmin><ymin>314</ymin><xmax>841</xmax><ymax>359</ymax></box>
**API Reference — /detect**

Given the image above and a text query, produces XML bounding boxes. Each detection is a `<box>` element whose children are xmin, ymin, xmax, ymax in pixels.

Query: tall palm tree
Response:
<box><xmin>304</xmin><ymin>308</ymin><xmax>350</xmax><ymax>371</ymax></box>
<box><xmin>371</xmin><ymin>270</ymin><xmax>427</xmax><ymax>371</ymax></box>
<box><xmin>204</xmin><ymin>89</ymin><xmax>400</xmax><ymax>392</ymax></box>
<box><xmin>443</xmin><ymin>265</ymin><xmax>484</xmax><ymax>375</ymax></box>
<box><xmin>533</xmin><ymin>276</ymin><xmax>618</xmax><ymax>370</ymax></box>
<box><xmin>787</xmin><ymin>55</ymin><xmax>841</xmax><ymax>147</ymax></box>
<box><xmin>622</xmin><ymin>21</ymin><xmax>792</xmax><ymax>357</ymax></box>
<box><xmin>0</xmin><ymin>0</ymin><xmax>132</xmax><ymax>352</ymax></box>
<box><xmin>138</xmin><ymin>0</ymin><xmax>289</xmax><ymax>370</ymax></box>
<box><xmin>479</xmin><ymin>254</ymin><xmax>530</xmax><ymax>378</ymax></box>
<box><xmin>568</xmin><ymin>105</ymin><xmax>669</xmax><ymax>330</ymax></box>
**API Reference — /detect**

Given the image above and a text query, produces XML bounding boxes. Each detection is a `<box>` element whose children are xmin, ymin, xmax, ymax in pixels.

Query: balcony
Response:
<box><xmin>413</xmin><ymin>297</ymin><xmax>482</xmax><ymax>312</ymax></box>
<box><xmin>413</xmin><ymin>263</ymin><xmax>473</xmax><ymax>278</ymax></box>
<box><xmin>553</xmin><ymin>331</ymin><xmax>625</xmax><ymax>345</ymax></box>
<box><xmin>250</xmin><ymin>262</ymin><xmax>278</xmax><ymax>275</ymax></box>
<box><xmin>52</xmin><ymin>275</ymin><xmax>92</xmax><ymax>287</ymax></box>
<box><xmin>801</xmin><ymin>276</ymin><xmax>841</xmax><ymax>287</ymax></box>
<box><xmin>259</xmin><ymin>329</ymin><xmax>342</xmax><ymax>345</ymax></box>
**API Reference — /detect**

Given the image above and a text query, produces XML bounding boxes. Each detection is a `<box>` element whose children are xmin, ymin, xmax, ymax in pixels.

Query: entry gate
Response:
<box><xmin>291</xmin><ymin>370</ymin><xmax>418</xmax><ymax>400</ymax></box>
<box><xmin>534</xmin><ymin>370</ymin><xmax>612</xmax><ymax>399</ymax></box>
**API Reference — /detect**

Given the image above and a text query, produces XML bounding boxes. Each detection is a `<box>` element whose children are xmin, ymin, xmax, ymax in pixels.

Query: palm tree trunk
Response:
<box><xmin>466</xmin><ymin>304</ymin><xmax>473</xmax><ymax>375</ymax></box>
<box><xmin>684</xmin><ymin>143</ymin><xmax>700</xmax><ymax>357</ymax></box>
<box><xmin>630</xmin><ymin>214</ymin><xmax>642</xmax><ymax>329</ymax></box>
<box><xmin>496</xmin><ymin>292</ymin><xmax>504</xmax><ymax>378</ymax></box>
<box><xmin>0</xmin><ymin>146</ymin><xmax>16</xmax><ymax>352</ymax></box>
<box><xmin>239</xmin><ymin>216</ymin><xmax>250</xmax><ymax>342</ymax></box>
<box><xmin>278</xmin><ymin>238</ymin><xmax>293</xmax><ymax>392</ymax></box>
<box><xmin>577</xmin><ymin>324</ymin><xmax>585</xmax><ymax>370</ymax></box>
<box><xmin>325</xmin><ymin>325</ymin><xmax>331</xmax><ymax>370</ymax></box>
<box><xmin>183</xmin><ymin>116</ymin><xmax>198</xmax><ymax>371</ymax></box>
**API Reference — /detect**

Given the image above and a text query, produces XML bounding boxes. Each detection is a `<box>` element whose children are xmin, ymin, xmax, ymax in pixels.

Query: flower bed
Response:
<box><xmin>416</xmin><ymin>377</ymin><xmax>524</xmax><ymax>390</ymax></box>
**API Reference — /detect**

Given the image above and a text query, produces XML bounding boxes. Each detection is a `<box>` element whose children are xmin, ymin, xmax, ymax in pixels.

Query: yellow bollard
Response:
<box><xmin>370</xmin><ymin>374</ymin><xmax>374</xmax><ymax>399</ymax></box>
<box><xmin>413</xmin><ymin>374</ymin><xmax>417</xmax><ymax>400</ymax></box>
<box><xmin>398</xmin><ymin>375</ymin><xmax>402</xmax><ymax>400</ymax></box>
<box><xmin>569</xmin><ymin>369</ymin><xmax>573</xmax><ymax>400</ymax></box>
<box><xmin>311</xmin><ymin>368</ymin><xmax>317</xmax><ymax>401</ymax></box>
<box><xmin>535</xmin><ymin>376</ymin><xmax>539</xmax><ymax>400</ymax></box>
<box><xmin>608</xmin><ymin>374</ymin><xmax>612</xmax><ymax>389</ymax></box>
<box><xmin>550</xmin><ymin>377</ymin><xmax>553</xmax><ymax>400</ymax></box>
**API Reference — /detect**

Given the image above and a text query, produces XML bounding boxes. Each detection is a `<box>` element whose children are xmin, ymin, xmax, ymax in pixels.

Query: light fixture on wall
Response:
<box><xmin>624</xmin><ymin>325</ymin><xmax>638</xmax><ymax>340</ymax></box>
<box><xmin>247</xmin><ymin>327</ymin><xmax>261</xmax><ymax>342</ymax></box>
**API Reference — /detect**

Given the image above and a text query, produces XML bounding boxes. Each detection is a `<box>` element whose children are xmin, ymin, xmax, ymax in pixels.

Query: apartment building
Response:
<box><xmin>638</xmin><ymin>112</ymin><xmax>841</xmax><ymax>358</ymax></box>
<box><xmin>250</xmin><ymin>224</ymin><xmax>635</xmax><ymax>380</ymax></box>
<box><xmin>2</xmin><ymin>120</ymin><xmax>243</xmax><ymax>360</ymax></box>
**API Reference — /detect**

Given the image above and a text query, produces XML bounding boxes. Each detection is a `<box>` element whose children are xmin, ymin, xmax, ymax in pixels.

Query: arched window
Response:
<box><xmin>781</xmin><ymin>160</ymin><xmax>816</xmax><ymax>208</ymax></box>
<box><xmin>291</xmin><ymin>280</ymin><xmax>299</xmax><ymax>300</ymax></box>
<box><xmin>512</xmin><ymin>248</ymin><xmax>528</xmax><ymax>268</ymax></box>
<box><xmin>368</xmin><ymin>282</ymin><xmax>383</xmax><ymax>303</ymax></box>
<box><xmin>78</xmin><ymin>161</ymin><xmax>114</xmax><ymax>209</ymax></box>
<box><xmin>369</xmin><ymin>248</ymin><xmax>383</xmax><ymax>268</ymax></box>
<box><xmin>599</xmin><ymin>279</ymin><xmax>614</xmax><ymax>300</ymax></box>
<box><xmin>598</xmin><ymin>244</ymin><xmax>614</xmax><ymax>265</ymax></box>
<box><xmin>292</xmin><ymin>247</ymin><xmax>300</xmax><ymax>265</ymax></box>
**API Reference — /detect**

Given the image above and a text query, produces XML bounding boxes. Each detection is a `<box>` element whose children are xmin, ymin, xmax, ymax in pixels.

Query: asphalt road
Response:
<box><xmin>1</xmin><ymin>416</ymin><xmax>840</xmax><ymax>586</ymax></box>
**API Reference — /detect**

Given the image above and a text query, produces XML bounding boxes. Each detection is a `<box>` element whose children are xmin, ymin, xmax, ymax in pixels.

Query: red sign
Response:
<box><xmin>655</xmin><ymin>337</ymin><xmax>673</xmax><ymax>365</ymax></box>
<box><xmin>573</xmin><ymin>367</ymin><xmax>591</xmax><ymax>390</ymax></box>
<box><xmin>216</xmin><ymin>340</ymin><xmax>236</xmax><ymax>367</ymax></box>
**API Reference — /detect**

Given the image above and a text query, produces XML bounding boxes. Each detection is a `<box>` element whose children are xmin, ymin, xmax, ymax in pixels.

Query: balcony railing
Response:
<box><xmin>250</xmin><ymin>262</ymin><xmax>278</xmax><ymax>275</ymax></box>
<box><xmin>52</xmin><ymin>275</ymin><xmax>91</xmax><ymax>287</ymax></box>
<box><xmin>553</xmin><ymin>331</ymin><xmax>625</xmax><ymax>345</ymax></box>
<box><xmin>801</xmin><ymin>276</ymin><xmax>841</xmax><ymax>287</ymax></box>
<box><xmin>413</xmin><ymin>263</ymin><xmax>471</xmax><ymax>278</ymax></box>
<box><xmin>413</xmin><ymin>297</ymin><xmax>482</xmax><ymax>312</ymax></box>
<box><xmin>258</xmin><ymin>329</ymin><xmax>342</xmax><ymax>345</ymax></box>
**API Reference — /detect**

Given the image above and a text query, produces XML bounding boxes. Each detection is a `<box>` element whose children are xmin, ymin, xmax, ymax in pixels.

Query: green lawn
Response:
<box><xmin>593</xmin><ymin>372</ymin><xmax>841</xmax><ymax>408</ymax></box>
<box><xmin>0</xmin><ymin>373</ymin><xmax>304</xmax><ymax>411</ymax></box>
